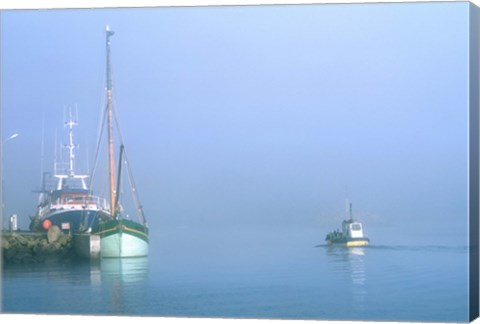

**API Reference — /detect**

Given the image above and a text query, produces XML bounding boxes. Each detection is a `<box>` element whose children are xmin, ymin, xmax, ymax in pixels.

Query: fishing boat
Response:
<box><xmin>29</xmin><ymin>111</ymin><xmax>109</xmax><ymax>234</ymax></box>
<box><xmin>325</xmin><ymin>201</ymin><xmax>370</xmax><ymax>247</ymax></box>
<box><xmin>88</xmin><ymin>26</ymin><xmax>149</xmax><ymax>258</ymax></box>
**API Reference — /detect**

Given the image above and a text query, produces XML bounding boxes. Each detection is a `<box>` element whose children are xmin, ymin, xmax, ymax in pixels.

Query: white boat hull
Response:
<box><xmin>101</xmin><ymin>231</ymin><xmax>148</xmax><ymax>258</ymax></box>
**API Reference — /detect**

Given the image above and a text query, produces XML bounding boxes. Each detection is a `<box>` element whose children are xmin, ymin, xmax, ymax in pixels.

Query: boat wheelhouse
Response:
<box><xmin>29</xmin><ymin>112</ymin><xmax>108</xmax><ymax>233</ymax></box>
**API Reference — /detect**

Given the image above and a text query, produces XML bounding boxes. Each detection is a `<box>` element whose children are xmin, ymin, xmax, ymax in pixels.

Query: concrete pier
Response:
<box><xmin>73</xmin><ymin>232</ymin><xmax>101</xmax><ymax>259</ymax></box>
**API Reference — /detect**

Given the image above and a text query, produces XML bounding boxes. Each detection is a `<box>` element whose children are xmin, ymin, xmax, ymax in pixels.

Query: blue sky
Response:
<box><xmin>0</xmin><ymin>2</ymin><xmax>470</xmax><ymax>247</ymax></box>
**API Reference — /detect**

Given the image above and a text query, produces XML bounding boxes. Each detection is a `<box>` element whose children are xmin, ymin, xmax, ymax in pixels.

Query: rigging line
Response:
<box><xmin>96</xmin><ymin>72</ymin><xmax>108</xmax><ymax>146</ymax></box>
<box><xmin>114</xmin><ymin>144</ymin><xmax>124</xmax><ymax>218</ymax></box>
<box><xmin>110</xmin><ymin>97</ymin><xmax>146</xmax><ymax>224</ymax></box>
<box><xmin>40</xmin><ymin>112</ymin><xmax>45</xmax><ymax>187</ymax></box>
<box><xmin>89</xmin><ymin>86</ymin><xmax>107</xmax><ymax>180</ymax></box>
<box><xmin>86</xmin><ymin>214</ymin><xmax>96</xmax><ymax>230</ymax></box>
<box><xmin>85</xmin><ymin>138</ymin><xmax>89</xmax><ymax>176</ymax></box>
<box><xmin>122</xmin><ymin>147</ymin><xmax>147</xmax><ymax>225</ymax></box>
<box><xmin>112</xmin><ymin>97</ymin><xmax>125</xmax><ymax>146</ymax></box>
<box><xmin>114</xmin><ymin>112</ymin><xmax>144</xmax><ymax>223</ymax></box>
<box><xmin>88</xmin><ymin>103</ymin><xmax>108</xmax><ymax>193</ymax></box>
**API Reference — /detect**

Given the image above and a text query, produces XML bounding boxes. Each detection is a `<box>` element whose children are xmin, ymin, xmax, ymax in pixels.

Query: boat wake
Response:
<box><xmin>315</xmin><ymin>244</ymin><xmax>467</xmax><ymax>253</ymax></box>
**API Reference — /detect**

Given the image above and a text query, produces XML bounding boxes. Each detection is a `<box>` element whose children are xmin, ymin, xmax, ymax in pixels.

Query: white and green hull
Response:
<box><xmin>95</xmin><ymin>219</ymin><xmax>149</xmax><ymax>258</ymax></box>
<box><xmin>101</xmin><ymin>231</ymin><xmax>148</xmax><ymax>258</ymax></box>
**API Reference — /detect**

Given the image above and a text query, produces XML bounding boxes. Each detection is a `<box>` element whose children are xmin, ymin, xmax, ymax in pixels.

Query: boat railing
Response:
<box><xmin>47</xmin><ymin>195</ymin><xmax>109</xmax><ymax>212</ymax></box>
<box><xmin>92</xmin><ymin>196</ymin><xmax>109</xmax><ymax>210</ymax></box>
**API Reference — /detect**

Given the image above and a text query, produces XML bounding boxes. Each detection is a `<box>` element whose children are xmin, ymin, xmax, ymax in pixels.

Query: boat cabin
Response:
<box><xmin>342</xmin><ymin>220</ymin><xmax>365</xmax><ymax>239</ymax></box>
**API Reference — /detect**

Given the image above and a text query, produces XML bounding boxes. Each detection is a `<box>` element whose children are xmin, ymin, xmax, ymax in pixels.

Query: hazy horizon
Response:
<box><xmin>1</xmin><ymin>2</ymin><xmax>470</xmax><ymax>251</ymax></box>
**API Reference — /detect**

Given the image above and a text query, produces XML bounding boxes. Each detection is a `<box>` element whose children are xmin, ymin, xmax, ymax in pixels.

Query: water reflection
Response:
<box><xmin>102</xmin><ymin>258</ymin><xmax>149</xmax><ymax>314</ymax></box>
<box><xmin>325</xmin><ymin>246</ymin><xmax>367</xmax><ymax>312</ymax></box>
<box><xmin>100</xmin><ymin>257</ymin><xmax>149</xmax><ymax>283</ymax></box>
<box><xmin>87</xmin><ymin>257</ymin><xmax>149</xmax><ymax>315</ymax></box>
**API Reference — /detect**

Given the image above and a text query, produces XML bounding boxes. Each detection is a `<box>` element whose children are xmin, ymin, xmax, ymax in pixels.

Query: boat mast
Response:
<box><xmin>345</xmin><ymin>195</ymin><xmax>353</xmax><ymax>221</ymax></box>
<box><xmin>106</xmin><ymin>25</ymin><xmax>116</xmax><ymax>217</ymax></box>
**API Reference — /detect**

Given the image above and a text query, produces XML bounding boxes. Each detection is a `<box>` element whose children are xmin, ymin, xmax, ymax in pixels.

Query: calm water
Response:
<box><xmin>1</xmin><ymin>241</ymin><xmax>470</xmax><ymax>322</ymax></box>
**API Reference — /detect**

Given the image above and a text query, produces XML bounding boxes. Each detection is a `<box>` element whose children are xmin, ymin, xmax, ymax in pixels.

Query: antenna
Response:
<box><xmin>345</xmin><ymin>197</ymin><xmax>350</xmax><ymax>219</ymax></box>
<box><xmin>54</xmin><ymin>129</ymin><xmax>58</xmax><ymax>175</ymax></box>
<box><xmin>64</xmin><ymin>107</ymin><xmax>79</xmax><ymax>177</ymax></box>
<box><xmin>40</xmin><ymin>113</ymin><xmax>45</xmax><ymax>187</ymax></box>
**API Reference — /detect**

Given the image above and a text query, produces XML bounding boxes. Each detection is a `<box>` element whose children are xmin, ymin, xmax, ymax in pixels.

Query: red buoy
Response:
<box><xmin>42</xmin><ymin>219</ymin><xmax>52</xmax><ymax>230</ymax></box>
